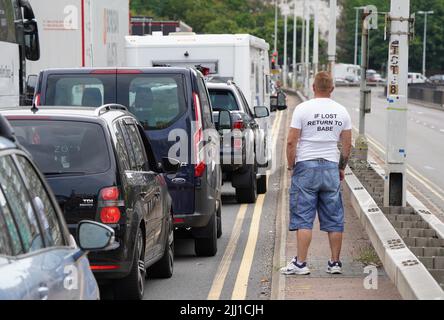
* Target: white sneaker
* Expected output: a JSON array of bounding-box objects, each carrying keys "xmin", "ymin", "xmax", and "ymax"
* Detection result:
[
  {"xmin": 280, "ymin": 257, "xmax": 311, "ymax": 275},
  {"xmin": 326, "ymin": 260, "xmax": 343, "ymax": 274}
]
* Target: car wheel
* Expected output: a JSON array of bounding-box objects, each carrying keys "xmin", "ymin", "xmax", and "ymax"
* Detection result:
[
  {"xmin": 195, "ymin": 213, "xmax": 218, "ymax": 257},
  {"xmin": 235, "ymin": 165, "xmax": 258, "ymax": 203},
  {"xmin": 148, "ymin": 221, "xmax": 174, "ymax": 279},
  {"xmin": 114, "ymin": 228, "xmax": 145, "ymax": 300},
  {"xmin": 216, "ymin": 204, "xmax": 222, "ymax": 239},
  {"xmin": 257, "ymin": 174, "xmax": 267, "ymax": 194}
]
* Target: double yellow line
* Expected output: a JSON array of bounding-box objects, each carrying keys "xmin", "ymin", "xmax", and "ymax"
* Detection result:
[{"xmin": 207, "ymin": 110, "xmax": 284, "ymax": 300}]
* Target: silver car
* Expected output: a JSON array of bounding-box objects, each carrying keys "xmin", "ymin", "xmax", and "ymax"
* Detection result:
[{"xmin": 0, "ymin": 115, "xmax": 115, "ymax": 300}]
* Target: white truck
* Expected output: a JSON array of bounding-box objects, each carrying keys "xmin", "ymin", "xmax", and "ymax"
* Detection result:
[
  {"xmin": 0, "ymin": 0, "xmax": 40, "ymax": 107},
  {"xmin": 125, "ymin": 33, "xmax": 273, "ymax": 166},
  {"xmin": 26, "ymin": 0, "xmax": 129, "ymax": 75},
  {"xmin": 334, "ymin": 63, "xmax": 360, "ymax": 86}
]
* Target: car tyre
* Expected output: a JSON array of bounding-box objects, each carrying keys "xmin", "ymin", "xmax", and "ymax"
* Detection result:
[
  {"xmin": 216, "ymin": 204, "xmax": 222, "ymax": 239},
  {"xmin": 148, "ymin": 222, "xmax": 174, "ymax": 279},
  {"xmin": 195, "ymin": 213, "xmax": 218, "ymax": 257},
  {"xmin": 114, "ymin": 228, "xmax": 145, "ymax": 300},
  {"xmin": 257, "ymin": 174, "xmax": 267, "ymax": 194},
  {"xmin": 235, "ymin": 165, "xmax": 258, "ymax": 203}
]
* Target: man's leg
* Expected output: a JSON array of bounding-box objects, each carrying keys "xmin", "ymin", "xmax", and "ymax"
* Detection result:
[
  {"xmin": 297, "ymin": 229, "xmax": 313, "ymax": 262},
  {"xmin": 328, "ymin": 232, "xmax": 343, "ymax": 262}
]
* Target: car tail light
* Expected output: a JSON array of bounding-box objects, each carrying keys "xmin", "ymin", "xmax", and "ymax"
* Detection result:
[
  {"xmin": 90, "ymin": 265, "xmax": 120, "ymax": 271},
  {"xmin": 193, "ymin": 92, "xmax": 206, "ymax": 177},
  {"xmin": 99, "ymin": 186, "xmax": 122, "ymax": 224},
  {"xmin": 173, "ymin": 218, "xmax": 185, "ymax": 224},
  {"xmin": 100, "ymin": 207, "xmax": 121, "ymax": 224},
  {"xmin": 34, "ymin": 93, "xmax": 41, "ymax": 106},
  {"xmin": 100, "ymin": 187, "xmax": 119, "ymax": 201},
  {"xmin": 233, "ymin": 120, "xmax": 244, "ymax": 130},
  {"xmin": 194, "ymin": 162, "xmax": 206, "ymax": 178}
]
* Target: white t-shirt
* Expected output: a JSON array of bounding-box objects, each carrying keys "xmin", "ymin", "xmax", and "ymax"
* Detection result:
[{"xmin": 290, "ymin": 98, "xmax": 352, "ymax": 164}]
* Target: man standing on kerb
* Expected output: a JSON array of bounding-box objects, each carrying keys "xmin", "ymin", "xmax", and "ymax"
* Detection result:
[{"xmin": 281, "ymin": 71, "xmax": 352, "ymax": 275}]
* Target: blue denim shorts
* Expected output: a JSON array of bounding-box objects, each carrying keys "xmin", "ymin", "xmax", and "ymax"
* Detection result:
[{"xmin": 289, "ymin": 159, "xmax": 344, "ymax": 233}]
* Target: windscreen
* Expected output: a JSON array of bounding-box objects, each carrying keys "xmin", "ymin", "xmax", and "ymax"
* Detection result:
[
  {"xmin": 208, "ymin": 89, "xmax": 239, "ymax": 112},
  {"xmin": 117, "ymin": 74, "xmax": 187, "ymax": 130},
  {"xmin": 9, "ymin": 120, "xmax": 111, "ymax": 175},
  {"xmin": 44, "ymin": 74, "xmax": 116, "ymax": 107}
]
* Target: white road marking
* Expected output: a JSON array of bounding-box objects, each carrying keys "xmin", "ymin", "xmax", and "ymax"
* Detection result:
[
  {"xmin": 424, "ymin": 166, "xmax": 435, "ymax": 171},
  {"xmin": 440, "ymin": 129, "xmax": 444, "ymax": 133}
]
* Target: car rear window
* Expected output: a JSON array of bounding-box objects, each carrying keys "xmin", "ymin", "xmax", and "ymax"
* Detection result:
[
  {"xmin": 208, "ymin": 89, "xmax": 239, "ymax": 112},
  {"xmin": 44, "ymin": 74, "xmax": 116, "ymax": 107},
  {"xmin": 117, "ymin": 74, "xmax": 187, "ymax": 131},
  {"xmin": 9, "ymin": 120, "xmax": 111, "ymax": 175}
]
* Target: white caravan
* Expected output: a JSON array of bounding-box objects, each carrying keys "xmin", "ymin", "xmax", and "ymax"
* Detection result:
[
  {"xmin": 125, "ymin": 33, "xmax": 272, "ymax": 165},
  {"xmin": 27, "ymin": 0, "xmax": 129, "ymax": 75}
]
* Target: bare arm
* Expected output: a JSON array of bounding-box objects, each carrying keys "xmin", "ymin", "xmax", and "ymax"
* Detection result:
[
  {"xmin": 339, "ymin": 129, "xmax": 352, "ymax": 180},
  {"xmin": 287, "ymin": 128, "xmax": 301, "ymax": 170}
]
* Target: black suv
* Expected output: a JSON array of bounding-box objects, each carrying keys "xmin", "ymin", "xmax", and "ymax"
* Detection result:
[
  {"xmin": 2, "ymin": 105, "xmax": 177, "ymax": 300},
  {"xmin": 33, "ymin": 67, "xmax": 223, "ymax": 257}
]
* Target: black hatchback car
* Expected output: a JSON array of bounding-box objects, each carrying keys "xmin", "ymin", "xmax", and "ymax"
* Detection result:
[
  {"xmin": 1, "ymin": 105, "xmax": 177, "ymax": 300},
  {"xmin": 33, "ymin": 67, "xmax": 223, "ymax": 257}
]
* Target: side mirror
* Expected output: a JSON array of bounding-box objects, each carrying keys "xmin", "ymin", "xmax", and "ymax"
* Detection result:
[
  {"xmin": 161, "ymin": 157, "xmax": 181, "ymax": 173},
  {"xmin": 277, "ymin": 91, "xmax": 288, "ymax": 111},
  {"xmin": 254, "ymin": 106, "xmax": 270, "ymax": 119},
  {"xmin": 23, "ymin": 20, "xmax": 40, "ymax": 61},
  {"xmin": 77, "ymin": 221, "xmax": 115, "ymax": 252},
  {"xmin": 270, "ymin": 96, "xmax": 278, "ymax": 112},
  {"xmin": 217, "ymin": 110, "xmax": 232, "ymax": 131},
  {"xmin": 25, "ymin": 74, "xmax": 38, "ymax": 106}
]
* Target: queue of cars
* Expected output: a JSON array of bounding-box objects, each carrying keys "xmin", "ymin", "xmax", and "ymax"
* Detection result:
[{"xmin": 0, "ymin": 66, "xmax": 287, "ymax": 300}]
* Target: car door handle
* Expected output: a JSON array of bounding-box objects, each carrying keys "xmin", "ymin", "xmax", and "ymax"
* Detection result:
[{"xmin": 38, "ymin": 286, "xmax": 49, "ymax": 300}]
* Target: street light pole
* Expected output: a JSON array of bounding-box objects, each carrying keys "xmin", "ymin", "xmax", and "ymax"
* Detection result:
[
  {"xmin": 385, "ymin": 0, "xmax": 411, "ymax": 207},
  {"xmin": 292, "ymin": 0, "xmax": 297, "ymax": 88},
  {"xmin": 354, "ymin": 7, "xmax": 366, "ymax": 65},
  {"xmin": 328, "ymin": 0, "xmax": 337, "ymax": 77},
  {"xmin": 313, "ymin": 0, "xmax": 319, "ymax": 74},
  {"xmin": 283, "ymin": 0, "xmax": 289, "ymax": 87},
  {"xmin": 418, "ymin": 11, "xmax": 434, "ymax": 77},
  {"xmin": 304, "ymin": 0, "xmax": 310, "ymax": 96},
  {"xmin": 274, "ymin": 0, "xmax": 278, "ymax": 55}
]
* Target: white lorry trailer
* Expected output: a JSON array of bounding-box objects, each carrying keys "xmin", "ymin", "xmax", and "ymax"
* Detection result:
[
  {"xmin": 125, "ymin": 33, "xmax": 272, "ymax": 166},
  {"xmin": 0, "ymin": 0, "xmax": 40, "ymax": 106},
  {"xmin": 26, "ymin": 0, "xmax": 129, "ymax": 75}
]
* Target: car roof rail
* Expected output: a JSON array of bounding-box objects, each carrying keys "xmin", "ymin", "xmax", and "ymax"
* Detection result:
[
  {"xmin": 95, "ymin": 104, "xmax": 128, "ymax": 116},
  {"xmin": 0, "ymin": 114, "xmax": 16, "ymax": 143}
]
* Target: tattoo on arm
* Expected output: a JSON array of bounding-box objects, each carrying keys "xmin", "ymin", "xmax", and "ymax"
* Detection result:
[{"xmin": 339, "ymin": 154, "xmax": 349, "ymax": 170}]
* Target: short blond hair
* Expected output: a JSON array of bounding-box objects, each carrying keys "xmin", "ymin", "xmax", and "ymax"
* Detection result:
[{"xmin": 314, "ymin": 71, "xmax": 334, "ymax": 93}]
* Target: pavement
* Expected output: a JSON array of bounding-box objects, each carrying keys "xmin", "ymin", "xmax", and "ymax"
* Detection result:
[{"xmin": 276, "ymin": 93, "xmax": 402, "ymax": 300}]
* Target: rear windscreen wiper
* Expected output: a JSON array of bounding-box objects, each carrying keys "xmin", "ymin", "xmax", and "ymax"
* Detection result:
[{"xmin": 44, "ymin": 172, "xmax": 86, "ymax": 177}]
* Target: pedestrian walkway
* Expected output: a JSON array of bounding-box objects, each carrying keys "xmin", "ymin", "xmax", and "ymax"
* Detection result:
[{"xmin": 282, "ymin": 185, "xmax": 402, "ymax": 299}]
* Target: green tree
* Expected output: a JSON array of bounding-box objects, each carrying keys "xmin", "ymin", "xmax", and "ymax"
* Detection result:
[{"xmin": 338, "ymin": 0, "xmax": 444, "ymax": 76}]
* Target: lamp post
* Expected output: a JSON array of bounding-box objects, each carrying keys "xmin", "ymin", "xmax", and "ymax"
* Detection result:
[
  {"xmin": 292, "ymin": 0, "xmax": 297, "ymax": 88},
  {"xmin": 313, "ymin": 0, "xmax": 319, "ymax": 74},
  {"xmin": 274, "ymin": 0, "xmax": 278, "ymax": 54},
  {"xmin": 282, "ymin": 0, "xmax": 290, "ymax": 87},
  {"xmin": 354, "ymin": 6, "xmax": 366, "ymax": 66},
  {"xmin": 417, "ymin": 10, "xmax": 434, "ymax": 77}
]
